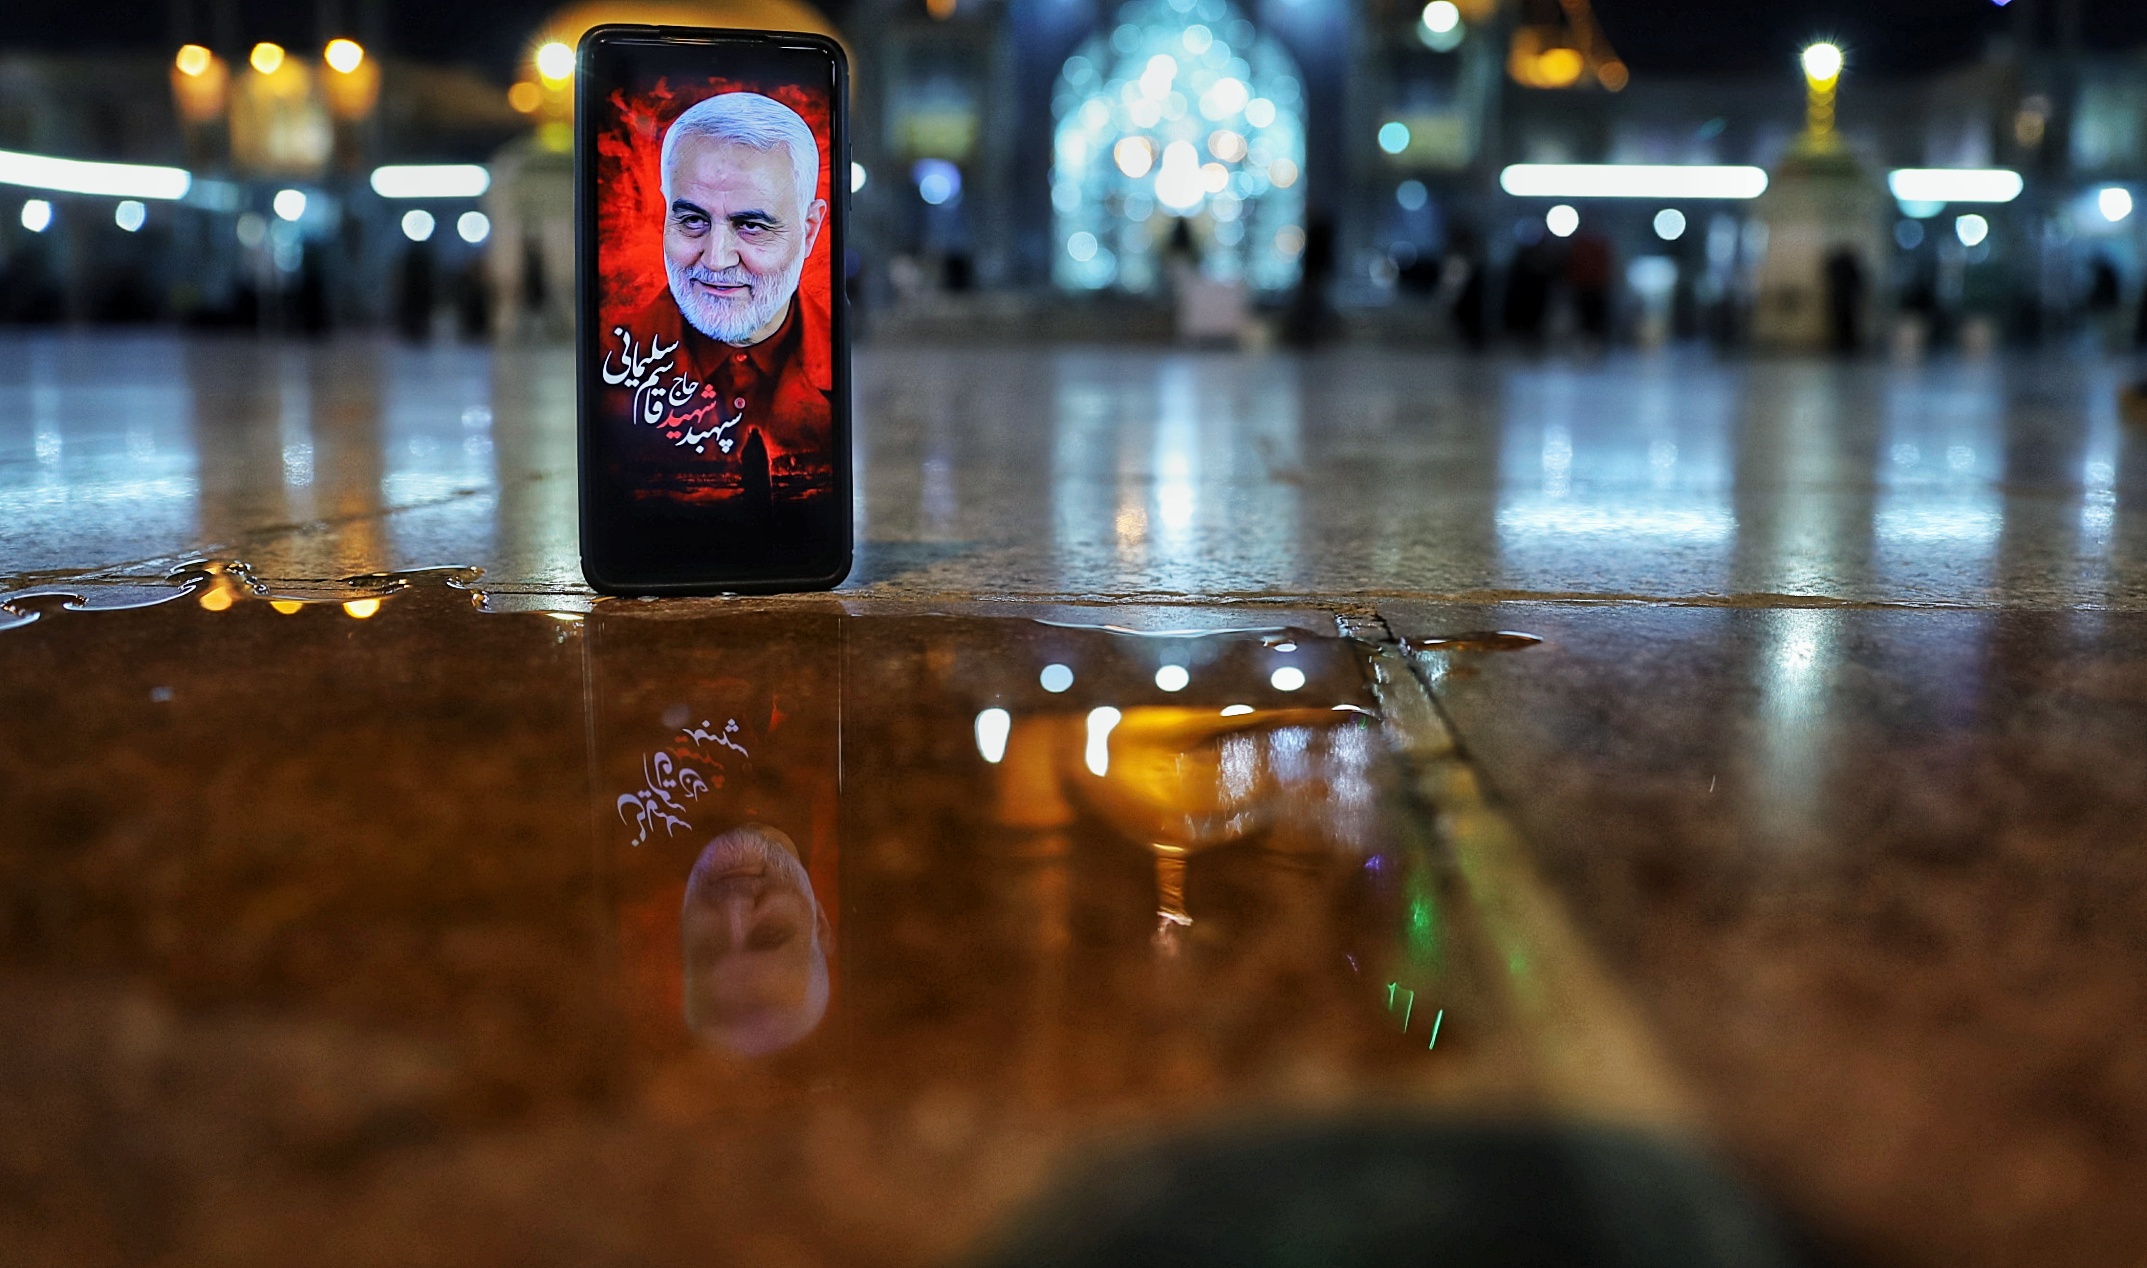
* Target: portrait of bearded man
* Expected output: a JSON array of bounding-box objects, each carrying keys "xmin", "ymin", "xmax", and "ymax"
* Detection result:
[{"xmin": 600, "ymin": 89, "xmax": 835, "ymax": 502}]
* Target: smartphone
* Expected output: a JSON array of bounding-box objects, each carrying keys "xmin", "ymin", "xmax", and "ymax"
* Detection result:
[{"xmin": 576, "ymin": 26, "xmax": 851, "ymax": 594}]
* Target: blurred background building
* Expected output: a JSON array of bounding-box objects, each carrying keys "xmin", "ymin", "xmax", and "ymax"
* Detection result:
[{"xmin": 3, "ymin": 0, "xmax": 2147, "ymax": 351}]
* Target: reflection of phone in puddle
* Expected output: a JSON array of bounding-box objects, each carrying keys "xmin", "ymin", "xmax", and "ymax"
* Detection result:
[{"xmin": 586, "ymin": 606, "xmax": 841, "ymax": 1059}]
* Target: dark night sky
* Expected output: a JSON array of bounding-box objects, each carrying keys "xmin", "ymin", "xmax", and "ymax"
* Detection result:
[
  {"xmin": 0, "ymin": 0, "xmax": 2142, "ymax": 79},
  {"xmin": 1591, "ymin": 0, "xmax": 2147, "ymax": 75}
]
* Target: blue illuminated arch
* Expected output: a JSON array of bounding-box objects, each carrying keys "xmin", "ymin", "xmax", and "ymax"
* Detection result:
[{"xmin": 1051, "ymin": 0, "xmax": 1307, "ymax": 294}]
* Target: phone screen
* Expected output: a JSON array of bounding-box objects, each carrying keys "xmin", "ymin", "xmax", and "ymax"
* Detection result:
[{"xmin": 577, "ymin": 28, "xmax": 849, "ymax": 593}]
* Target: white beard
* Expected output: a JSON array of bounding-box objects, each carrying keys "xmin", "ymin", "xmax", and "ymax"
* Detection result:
[{"xmin": 667, "ymin": 251, "xmax": 806, "ymax": 345}]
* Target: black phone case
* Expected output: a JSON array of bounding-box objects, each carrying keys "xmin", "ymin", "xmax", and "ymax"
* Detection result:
[{"xmin": 575, "ymin": 25, "xmax": 852, "ymax": 595}]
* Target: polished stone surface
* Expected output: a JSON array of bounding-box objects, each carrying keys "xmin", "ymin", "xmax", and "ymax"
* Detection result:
[
  {"xmin": 6, "ymin": 334, "xmax": 2145, "ymax": 608},
  {"xmin": 7, "ymin": 330, "xmax": 2147, "ymax": 1266},
  {"xmin": 1391, "ymin": 601, "xmax": 2147, "ymax": 1268}
]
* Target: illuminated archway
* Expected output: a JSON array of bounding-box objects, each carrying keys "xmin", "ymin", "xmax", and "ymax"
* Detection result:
[{"xmin": 1051, "ymin": 0, "xmax": 1307, "ymax": 295}]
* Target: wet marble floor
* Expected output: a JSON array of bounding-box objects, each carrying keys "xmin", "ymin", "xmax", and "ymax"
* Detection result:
[{"xmin": 5, "ymin": 332, "xmax": 2147, "ymax": 1266}]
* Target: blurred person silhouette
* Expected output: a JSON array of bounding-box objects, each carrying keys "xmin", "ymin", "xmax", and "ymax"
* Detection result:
[
  {"xmin": 0, "ymin": 236, "xmax": 64, "ymax": 322},
  {"xmin": 1392, "ymin": 243, "xmax": 1436, "ymax": 296},
  {"xmin": 2088, "ymin": 255, "xmax": 2121, "ymax": 313},
  {"xmin": 295, "ymin": 247, "xmax": 331, "ymax": 335},
  {"xmin": 681, "ymin": 822, "xmax": 831, "ymax": 1056},
  {"xmin": 1283, "ymin": 213, "xmax": 1336, "ymax": 348},
  {"xmin": 1433, "ymin": 226, "xmax": 1488, "ymax": 350},
  {"xmin": 522, "ymin": 234, "xmax": 549, "ymax": 314},
  {"xmin": 1165, "ymin": 216, "xmax": 1243, "ymax": 343},
  {"xmin": 740, "ymin": 428, "xmax": 772, "ymax": 517},
  {"xmin": 943, "ymin": 251, "xmax": 974, "ymax": 292},
  {"xmin": 1567, "ymin": 230, "xmax": 1614, "ymax": 342},
  {"xmin": 1163, "ymin": 215, "xmax": 1200, "ymax": 271},
  {"xmin": 1161, "ymin": 216, "xmax": 1201, "ymax": 314},
  {"xmin": 396, "ymin": 238, "xmax": 436, "ymax": 341},
  {"xmin": 1563, "ymin": 231, "xmax": 1614, "ymax": 343},
  {"xmin": 1503, "ymin": 235, "xmax": 1559, "ymax": 344},
  {"xmin": 1824, "ymin": 247, "xmax": 1865, "ymax": 353},
  {"xmin": 456, "ymin": 254, "xmax": 491, "ymax": 339}
]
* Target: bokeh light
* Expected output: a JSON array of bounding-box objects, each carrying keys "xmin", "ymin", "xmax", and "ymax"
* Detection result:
[
  {"xmin": 1801, "ymin": 42, "xmax": 1843, "ymax": 83},
  {"xmin": 1114, "ymin": 135, "xmax": 1156, "ymax": 179},
  {"xmin": 914, "ymin": 158, "xmax": 961, "ymax": 206},
  {"xmin": 535, "ymin": 42, "xmax": 575, "ymax": 84},
  {"xmin": 1049, "ymin": 0, "xmax": 1307, "ymax": 296},
  {"xmin": 324, "ymin": 39, "xmax": 365, "ymax": 74}
]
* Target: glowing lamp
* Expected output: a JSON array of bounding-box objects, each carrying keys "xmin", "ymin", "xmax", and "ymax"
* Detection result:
[
  {"xmin": 1800, "ymin": 42, "xmax": 1843, "ymax": 84},
  {"xmin": 321, "ymin": 39, "xmax": 380, "ymax": 119},
  {"xmin": 170, "ymin": 46, "xmax": 229, "ymax": 123},
  {"xmin": 1533, "ymin": 47, "xmax": 1583, "ymax": 86},
  {"xmin": 535, "ymin": 42, "xmax": 575, "ymax": 85},
  {"xmin": 249, "ymin": 42, "xmax": 285, "ymax": 75},
  {"xmin": 323, "ymin": 39, "xmax": 364, "ymax": 74}
]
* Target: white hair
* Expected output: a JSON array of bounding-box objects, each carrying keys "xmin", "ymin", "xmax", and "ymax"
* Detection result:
[{"xmin": 660, "ymin": 91, "xmax": 820, "ymax": 212}]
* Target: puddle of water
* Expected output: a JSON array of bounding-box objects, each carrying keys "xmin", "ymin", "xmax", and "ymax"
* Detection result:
[
  {"xmin": 1403, "ymin": 631, "xmax": 1544, "ymax": 653},
  {"xmin": 0, "ymin": 567, "xmax": 1542, "ymax": 1264}
]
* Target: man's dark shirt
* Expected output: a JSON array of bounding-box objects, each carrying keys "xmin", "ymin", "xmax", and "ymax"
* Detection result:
[{"xmin": 598, "ymin": 284, "xmax": 833, "ymax": 504}]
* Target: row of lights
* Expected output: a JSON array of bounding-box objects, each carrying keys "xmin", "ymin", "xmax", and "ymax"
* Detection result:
[
  {"xmin": 15, "ymin": 193, "xmax": 490, "ymax": 244},
  {"xmin": 1031, "ymin": 647, "xmax": 1303, "ymax": 698},
  {"xmin": 198, "ymin": 586, "xmax": 380, "ymax": 619},
  {"xmin": 172, "ymin": 38, "xmax": 379, "ymax": 127},
  {"xmin": 176, "ymin": 38, "xmax": 370, "ymax": 78},
  {"xmin": 7, "ymin": 155, "xmax": 492, "ymax": 245},
  {"xmin": 174, "ymin": 37, "xmax": 369, "ymax": 78},
  {"xmin": 1529, "ymin": 201, "xmax": 2005, "ymax": 249},
  {"xmin": 974, "ymin": 654, "xmax": 1327, "ymax": 777}
]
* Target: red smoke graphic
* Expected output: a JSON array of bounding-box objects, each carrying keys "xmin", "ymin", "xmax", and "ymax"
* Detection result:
[{"xmin": 596, "ymin": 76, "xmax": 834, "ymax": 344}]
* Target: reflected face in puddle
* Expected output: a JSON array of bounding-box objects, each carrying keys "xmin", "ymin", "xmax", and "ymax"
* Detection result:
[{"xmin": 681, "ymin": 823, "xmax": 831, "ymax": 1055}]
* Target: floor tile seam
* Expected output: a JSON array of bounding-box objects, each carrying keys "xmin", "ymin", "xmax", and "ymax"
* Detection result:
[
  {"xmin": 836, "ymin": 586, "xmax": 2139, "ymax": 614},
  {"xmin": 12, "ymin": 576, "xmax": 2142, "ymax": 616},
  {"xmin": 1311, "ymin": 588, "xmax": 2140, "ymax": 613},
  {"xmin": 1339, "ymin": 610, "xmax": 1703, "ymax": 1131}
]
